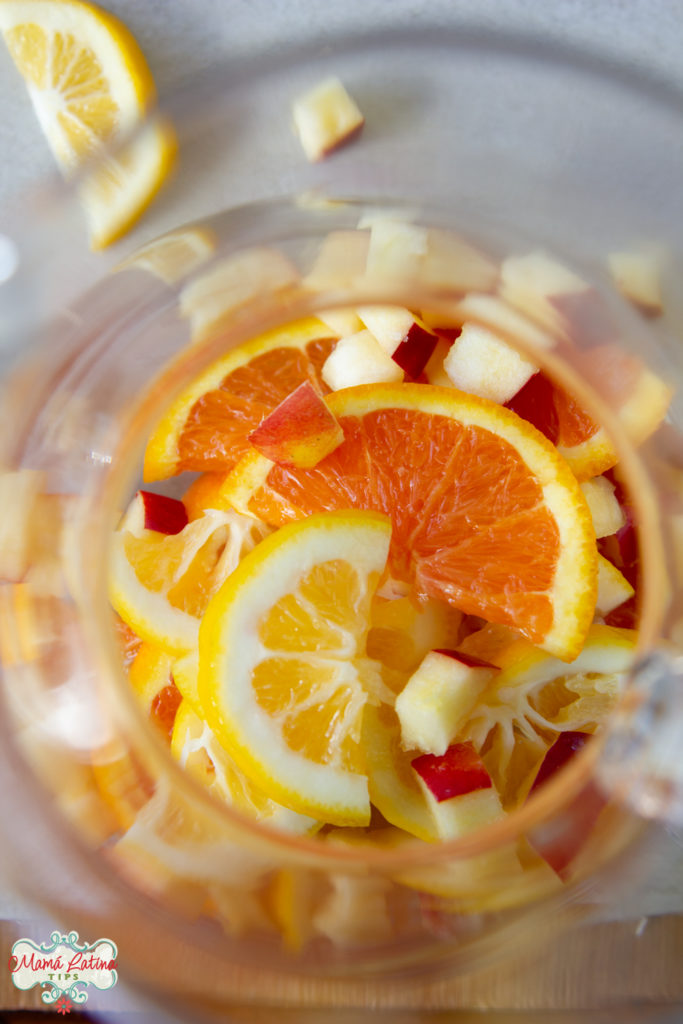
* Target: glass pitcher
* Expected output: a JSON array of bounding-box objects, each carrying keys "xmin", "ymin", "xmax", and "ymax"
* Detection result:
[{"xmin": 0, "ymin": 24, "xmax": 681, "ymax": 1017}]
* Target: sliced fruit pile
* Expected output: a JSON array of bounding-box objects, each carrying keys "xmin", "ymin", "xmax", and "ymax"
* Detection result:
[{"xmin": 107, "ymin": 226, "xmax": 672, "ymax": 941}]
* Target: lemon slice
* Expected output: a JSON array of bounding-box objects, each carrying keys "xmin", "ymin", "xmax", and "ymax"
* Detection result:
[
  {"xmin": 460, "ymin": 622, "xmax": 637, "ymax": 805},
  {"xmin": 198, "ymin": 509, "xmax": 393, "ymax": 827},
  {"xmin": 171, "ymin": 700, "xmax": 318, "ymax": 834},
  {"xmin": 109, "ymin": 498, "xmax": 270, "ymax": 654},
  {"xmin": 0, "ymin": 0, "xmax": 175, "ymax": 247}
]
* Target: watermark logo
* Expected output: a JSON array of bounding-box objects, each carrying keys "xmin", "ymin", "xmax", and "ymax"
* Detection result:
[{"xmin": 8, "ymin": 930, "xmax": 117, "ymax": 1014}]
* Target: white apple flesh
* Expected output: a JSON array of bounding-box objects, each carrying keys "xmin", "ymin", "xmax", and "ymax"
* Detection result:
[
  {"xmin": 396, "ymin": 650, "xmax": 496, "ymax": 755},
  {"xmin": 443, "ymin": 322, "xmax": 538, "ymax": 403},
  {"xmin": 292, "ymin": 77, "xmax": 364, "ymax": 162},
  {"xmin": 357, "ymin": 305, "xmax": 438, "ymax": 378},
  {"xmin": 321, "ymin": 330, "xmax": 404, "ymax": 390},
  {"xmin": 580, "ymin": 476, "xmax": 626, "ymax": 539},
  {"xmin": 595, "ymin": 555, "xmax": 634, "ymax": 616}
]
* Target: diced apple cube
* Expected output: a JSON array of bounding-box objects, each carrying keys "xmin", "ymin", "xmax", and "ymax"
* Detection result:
[
  {"xmin": 580, "ymin": 476, "xmax": 626, "ymax": 539},
  {"xmin": 453, "ymin": 292, "xmax": 556, "ymax": 352},
  {"xmin": 305, "ymin": 230, "xmax": 369, "ymax": 290},
  {"xmin": 396, "ymin": 651, "xmax": 496, "ymax": 755},
  {"xmin": 412, "ymin": 742, "xmax": 493, "ymax": 803},
  {"xmin": 443, "ymin": 322, "xmax": 538, "ymax": 403},
  {"xmin": 317, "ymin": 308, "xmax": 364, "ymax": 338},
  {"xmin": 357, "ymin": 305, "xmax": 438, "ymax": 377},
  {"xmin": 421, "ymin": 230, "xmax": 499, "ymax": 293},
  {"xmin": 607, "ymin": 248, "xmax": 663, "ymax": 316},
  {"xmin": 139, "ymin": 490, "xmax": 189, "ymax": 535},
  {"xmin": 292, "ymin": 77, "xmax": 364, "ymax": 162},
  {"xmin": 357, "ymin": 305, "xmax": 419, "ymax": 355},
  {"xmin": 248, "ymin": 381, "xmax": 344, "ymax": 469},
  {"xmin": 412, "ymin": 750, "xmax": 504, "ymax": 841},
  {"xmin": 365, "ymin": 220, "xmax": 428, "ymax": 280},
  {"xmin": 321, "ymin": 330, "xmax": 404, "ymax": 390},
  {"xmin": 596, "ymin": 555, "xmax": 635, "ymax": 616},
  {"xmin": 500, "ymin": 251, "xmax": 594, "ymax": 339}
]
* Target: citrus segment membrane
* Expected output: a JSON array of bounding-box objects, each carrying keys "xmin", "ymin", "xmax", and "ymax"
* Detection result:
[
  {"xmin": 459, "ymin": 623, "xmax": 637, "ymax": 805},
  {"xmin": 171, "ymin": 701, "xmax": 318, "ymax": 833},
  {"xmin": 109, "ymin": 500, "xmax": 270, "ymax": 653},
  {"xmin": 224, "ymin": 383, "xmax": 597, "ymax": 660},
  {"xmin": 198, "ymin": 510, "xmax": 393, "ymax": 826}
]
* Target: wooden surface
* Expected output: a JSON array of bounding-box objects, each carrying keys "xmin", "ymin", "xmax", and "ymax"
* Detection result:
[{"xmin": 2, "ymin": 916, "xmax": 683, "ymax": 1017}]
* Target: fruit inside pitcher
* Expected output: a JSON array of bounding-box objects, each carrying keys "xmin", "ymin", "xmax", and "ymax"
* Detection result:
[{"xmin": 52, "ymin": 219, "xmax": 680, "ymax": 949}]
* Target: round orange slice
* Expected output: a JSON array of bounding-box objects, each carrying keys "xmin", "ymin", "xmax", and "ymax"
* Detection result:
[
  {"xmin": 223, "ymin": 383, "xmax": 598, "ymax": 661},
  {"xmin": 143, "ymin": 318, "xmax": 337, "ymax": 482}
]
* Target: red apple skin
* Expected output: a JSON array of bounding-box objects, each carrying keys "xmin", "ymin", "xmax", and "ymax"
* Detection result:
[
  {"xmin": 434, "ymin": 648, "xmax": 498, "ymax": 670},
  {"xmin": 248, "ymin": 381, "xmax": 344, "ymax": 469},
  {"xmin": 530, "ymin": 732, "xmax": 591, "ymax": 793},
  {"xmin": 140, "ymin": 491, "xmax": 189, "ymax": 535},
  {"xmin": 392, "ymin": 322, "xmax": 439, "ymax": 379},
  {"xmin": 435, "ymin": 328, "xmax": 463, "ymax": 343},
  {"xmin": 412, "ymin": 742, "xmax": 493, "ymax": 802},
  {"xmin": 505, "ymin": 371, "xmax": 560, "ymax": 444},
  {"xmin": 597, "ymin": 470, "xmax": 639, "ymax": 629},
  {"xmin": 527, "ymin": 731, "xmax": 605, "ymax": 878}
]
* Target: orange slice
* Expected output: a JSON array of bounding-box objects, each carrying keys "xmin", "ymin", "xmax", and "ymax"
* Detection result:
[
  {"xmin": 224, "ymin": 383, "xmax": 598, "ymax": 660},
  {"xmin": 143, "ymin": 318, "xmax": 337, "ymax": 482}
]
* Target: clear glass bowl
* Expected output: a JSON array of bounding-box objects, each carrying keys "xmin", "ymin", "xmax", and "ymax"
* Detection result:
[{"xmin": 0, "ymin": 24, "xmax": 682, "ymax": 1016}]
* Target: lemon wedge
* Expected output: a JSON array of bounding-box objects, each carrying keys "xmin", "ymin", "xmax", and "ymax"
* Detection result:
[{"xmin": 0, "ymin": 0, "xmax": 176, "ymax": 247}]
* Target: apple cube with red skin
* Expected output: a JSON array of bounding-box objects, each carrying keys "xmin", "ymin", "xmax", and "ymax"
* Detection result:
[
  {"xmin": 365, "ymin": 220, "xmax": 428, "ymax": 281},
  {"xmin": 528, "ymin": 731, "xmax": 606, "ymax": 878},
  {"xmin": 138, "ymin": 490, "xmax": 189, "ymax": 535},
  {"xmin": 321, "ymin": 330, "xmax": 404, "ymax": 390},
  {"xmin": 443, "ymin": 322, "xmax": 539, "ymax": 404},
  {"xmin": 412, "ymin": 742, "xmax": 493, "ymax": 802},
  {"xmin": 292, "ymin": 77, "xmax": 364, "ymax": 162},
  {"xmin": 357, "ymin": 305, "xmax": 439, "ymax": 378},
  {"xmin": 413, "ymin": 745, "xmax": 503, "ymax": 841},
  {"xmin": 505, "ymin": 371, "xmax": 560, "ymax": 444},
  {"xmin": 396, "ymin": 650, "xmax": 496, "ymax": 755},
  {"xmin": 248, "ymin": 381, "xmax": 344, "ymax": 469}
]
